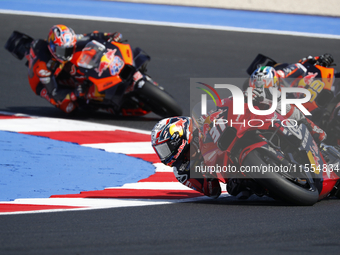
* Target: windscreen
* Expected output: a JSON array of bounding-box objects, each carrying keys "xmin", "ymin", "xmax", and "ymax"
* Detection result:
[{"xmin": 77, "ymin": 40, "xmax": 106, "ymax": 69}]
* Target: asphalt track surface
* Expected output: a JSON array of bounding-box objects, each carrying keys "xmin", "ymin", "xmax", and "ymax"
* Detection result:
[{"xmin": 1, "ymin": 13, "xmax": 340, "ymax": 255}]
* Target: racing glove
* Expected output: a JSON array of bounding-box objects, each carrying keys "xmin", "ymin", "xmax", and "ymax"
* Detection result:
[
  {"xmin": 105, "ymin": 32, "xmax": 123, "ymax": 42},
  {"xmin": 299, "ymin": 53, "xmax": 334, "ymax": 67},
  {"xmin": 80, "ymin": 32, "xmax": 123, "ymax": 43},
  {"xmin": 244, "ymin": 88, "xmax": 264, "ymax": 102},
  {"xmin": 316, "ymin": 53, "xmax": 334, "ymax": 67},
  {"xmin": 252, "ymin": 88, "xmax": 265, "ymax": 102}
]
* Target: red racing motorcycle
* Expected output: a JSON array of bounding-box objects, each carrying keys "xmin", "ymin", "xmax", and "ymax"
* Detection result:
[{"xmin": 193, "ymin": 98, "xmax": 340, "ymax": 205}]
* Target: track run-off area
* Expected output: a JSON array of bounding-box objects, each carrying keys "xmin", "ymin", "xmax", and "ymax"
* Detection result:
[{"xmin": 0, "ymin": 112, "xmax": 218, "ymax": 214}]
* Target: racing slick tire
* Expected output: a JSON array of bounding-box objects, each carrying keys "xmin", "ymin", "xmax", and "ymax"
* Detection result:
[
  {"xmin": 136, "ymin": 80, "xmax": 183, "ymax": 118},
  {"xmin": 243, "ymin": 149, "xmax": 319, "ymax": 206}
]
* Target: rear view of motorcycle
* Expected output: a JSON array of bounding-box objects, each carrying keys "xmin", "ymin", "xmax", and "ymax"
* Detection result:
[{"xmin": 4, "ymin": 30, "xmax": 182, "ymax": 118}]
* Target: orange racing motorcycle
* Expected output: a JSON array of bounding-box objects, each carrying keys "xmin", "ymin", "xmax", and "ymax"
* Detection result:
[
  {"xmin": 5, "ymin": 31, "xmax": 182, "ymax": 118},
  {"xmin": 245, "ymin": 53, "xmax": 340, "ymax": 145}
]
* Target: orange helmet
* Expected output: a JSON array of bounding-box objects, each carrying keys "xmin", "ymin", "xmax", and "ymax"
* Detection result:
[{"xmin": 47, "ymin": 24, "xmax": 77, "ymax": 63}]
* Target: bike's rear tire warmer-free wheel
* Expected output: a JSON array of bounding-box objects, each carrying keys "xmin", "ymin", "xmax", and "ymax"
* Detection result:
[
  {"xmin": 136, "ymin": 81, "xmax": 183, "ymax": 118},
  {"xmin": 243, "ymin": 149, "xmax": 319, "ymax": 206}
]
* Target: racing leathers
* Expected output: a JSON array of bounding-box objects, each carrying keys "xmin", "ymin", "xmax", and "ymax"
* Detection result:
[
  {"xmin": 169, "ymin": 55, "xmax": 333, "ymax": 199},
  {"xmin": 172, "ymin": 128, "xmax": 222, "ymax": 199},
  {"xmin": 26, "ymin": 31, "xmax": 122, "ymax": 113},
  {"xmin": 250, "ymin": 66, "xmax": 327, "ymax": 144}
]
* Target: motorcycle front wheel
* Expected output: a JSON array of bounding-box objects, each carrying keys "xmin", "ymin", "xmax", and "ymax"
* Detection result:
[
  {"xmin": 243, "ymin": 149, "xmax": 319, "ymax": 206},
  {"xmin": 136, "ymin": 80, "xmax": 183, "ymax": 118}
]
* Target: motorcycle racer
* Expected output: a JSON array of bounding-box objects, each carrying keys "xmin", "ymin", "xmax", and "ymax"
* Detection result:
[
  {"xmin": 152, "ymin": 65, "xmax": 331, "ymax": 199},
  {"xmin": 151, "ymin": 117, "xmax": 222, "ymax": 199},
  {"xmin": 248, "ymin": 65, "xmax": 327, "ymax": 144},
  {"xmin": 276, "ymin": 53, "xmax": 335, "ymax": 85},
  {"xmin": 26, "ymin": 24, "xmax": 122, "ymax": 113},
  {"xmin": 151, "ymin": 98, "xmax": 283, "ymax": 199},
  {"xmin": 151, "ymin": 89, "xmax": 340, "ymax": 201}
]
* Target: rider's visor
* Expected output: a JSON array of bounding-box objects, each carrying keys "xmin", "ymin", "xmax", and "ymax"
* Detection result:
[
  {"xmin": 154, "ymin": 142, "xmax": 172, "ymax": 161},
  {"xmin": 55, "ymin": 45, "xmax": 75, "ymax": 61}
]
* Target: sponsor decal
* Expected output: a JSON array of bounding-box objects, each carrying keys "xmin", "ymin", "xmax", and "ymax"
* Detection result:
[
  {"xmin": 65, "ymin": 102, "xmax": 75, "ymax": 113},
  {"xmin": 95, "ymin": 49, "xmax": 125, "ymax": 77},
  {"xmin": 40, "ymin": 88, "xmax": 50, "ymax": 101},
  {"xmin": 70, "ymin": 64, "xmax": 77, "ymax": 76},
  {"xmin": 39, "ymin": 77, "xmax": 51, "ymax": 85},
  {"xmin": 303, "ymin": 72, "xmax": 318, "ymax": 85},
  {"xmin": 109, "ymin": 55, "xmax": 124, "ymax": 76},
  {"xmin": 38, "ymin": 69, "xmax": 51, "ymax": 77},
  {"xmin": 95, "ymin": 49, "xmax": 116, "ymax": 77},
  {"xmin": 133, "ymin": 71, "xmax": 143, "ymax": 83},
  {"xmin": 70, "ymin": 92, "xmax": 77, "ymax": 102}
]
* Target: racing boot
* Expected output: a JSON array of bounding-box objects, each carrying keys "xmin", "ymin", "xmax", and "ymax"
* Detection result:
[
  {"xmin": 202, "ymin": 178, "xmax": 221, "ymax": 199},
  {"xmin": 227, "ymin": 178, "xmax": 265, "ymax": 199},
  {"xmin": 227, "ymin": 178, "xmax": 252, "ymax": 200},
  {"xmin": 329, "ymin": 180, "xmax": 340, "ymax": 198}
]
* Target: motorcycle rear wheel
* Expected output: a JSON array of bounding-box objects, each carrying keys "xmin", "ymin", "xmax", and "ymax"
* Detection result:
[
  {"xmin": 136, "ymin": 81, "xmax": 183, "ymax": 118},
  {"xmin": 243, "ymin": 149, "xmax": 319, "ymax": 206}
]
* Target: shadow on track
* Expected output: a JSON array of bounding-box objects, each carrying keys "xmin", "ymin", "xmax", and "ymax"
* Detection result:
[
  {"xmin": 193, "ymin": 194, "xmax": 340, "ymax": 207},
  {"xmin": 0, "ymin": 106, "xmax": 162, "ymax": 122}
]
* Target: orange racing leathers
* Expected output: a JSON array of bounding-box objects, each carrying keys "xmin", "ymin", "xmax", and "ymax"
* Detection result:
[
  {"xmin": 26, "ymin": 39, "xmax": 80, "ymax": 113},
  {"xmin": 26, "ymin": 32, "xmax": 122, "ymax": 113}
]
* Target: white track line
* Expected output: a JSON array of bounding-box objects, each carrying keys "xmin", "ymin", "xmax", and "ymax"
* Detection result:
[
  {"xmin": 153, "ymin": 163, "xmax": 173, "ymax": 172},
  {"xmin": 106, "ymin": 182, "xmax": 190, "ymax": 190},
  {"xmin": 0, "ymin": 115, "xmax": 150, "ymax": 133},
  {"xmin": 1, "ymin": 9, "xmax": 340, "ymax": 39},
  {"xmin": 83, "ymin": 142, "xmax": 155, "ymax": 154}
]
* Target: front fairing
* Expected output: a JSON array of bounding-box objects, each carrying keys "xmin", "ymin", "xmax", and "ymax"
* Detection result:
[
  {"xmin": 73, "ymin": 40, "xmax": 142, "ymax": 107},
  {"xmin": 197, "ymin": 99, "xmax": 284, "ymax": 181},
  {"xmin": 76, "ymin": 40, "xmax": 134, "ymax": 89}
]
